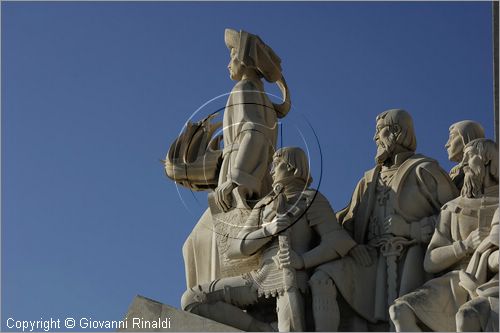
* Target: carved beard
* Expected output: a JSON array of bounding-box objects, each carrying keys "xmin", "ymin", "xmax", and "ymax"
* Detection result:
[
  {"xmin": 375, "ymin": 134, "xmax": 397, "ymax": 164},
  {"xmin": 461, "ymin": 163, "xmax": 485, "ymax": 198}
]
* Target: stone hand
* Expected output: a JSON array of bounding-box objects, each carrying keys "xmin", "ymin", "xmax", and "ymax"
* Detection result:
[
  {"xmin": 277, "ymin": 248, "xmax": 304, "ymax": 270},
  {"xmin": 349, "ymin": 244, "xmax": 372, "ymax": 267},
  {"xmin": 214, "ymin": 180, "xmax": 236, "ymax": 212},
  {"xmin": 383, "ymin": 214, "xmax": 410, "ymax": 237},
  {"xmin": 463, "ymin": 228, "xmax": 490, "ymax": 253},
  {"xmin": 264, "ymin": 216, "xmax": 290, "ymax": 236}
]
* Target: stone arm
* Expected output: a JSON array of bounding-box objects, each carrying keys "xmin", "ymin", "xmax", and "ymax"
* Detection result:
[
  {"xmin": 424, "ymin": 209, "xmax": 466, "ymax": 274},
  {"xmin": 302, "ymin": 192, "xmax": 357, "ymax": 269},
  {"xmin": 417, "ymin": 161, "xmax": 458, "ymax": 209},
  {"xmin": 406, "ymin": 162, "xmax": 459, "ymax": 243},
  {"xmin": 220, "ymin": 79, "xmax": 276, "ymax": 202},
  {"xmin": 228, "ymin": 129, "xmax": 271, "ymax": 199},
  {"xmin": 488, "ymin": 249, "xmax": 499, "ymax": 273},
  {"xmin": 226, "ymin": 204, "xmax": 274, "ymax": 259},
  {"xmin": 336, "ymin": 176, "xmax": 368, "ymax": 237}
]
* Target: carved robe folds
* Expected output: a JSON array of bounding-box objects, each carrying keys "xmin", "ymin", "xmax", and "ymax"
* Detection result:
[
  {"xmin": 219, "ymin": 78, "xmax": 277, "ymax": 205},
  {"xmin": 183, "ymin": 78, "xmax": 279, "ymax": 288},
  {"xmin": 316, "ymin": 153, "xmax": 457, "ymax": 323},
  {"xmin": 394, "ymin": 186, "xmax": 499, "ymax": 332}
]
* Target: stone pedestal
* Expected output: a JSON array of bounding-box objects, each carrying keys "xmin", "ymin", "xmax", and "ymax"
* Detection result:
[{"xmin": 119, "ymin": 295, "xmax": 240, "ymax": 332}]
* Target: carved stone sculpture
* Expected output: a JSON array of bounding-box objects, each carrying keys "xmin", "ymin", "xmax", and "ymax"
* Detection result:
[
  {"xmin": 446, "ymin": 120, "xmax": 485, "ymax": 190},
  {"xmin": 389, "ymin": 138, "xmax": 499, "ymax": 332},
  {"xmin": 214, "ymin": 28, "xmax": 290, "ymax": 211},
  {"xmin": 181, "ymin": 147, "xmax": 356, "ymax": 332},
  {"xmin": 172, "ymin": 29, "xmax": 291, "ymax": 288},
  {"xmin": 308, "ymin": 109, "xmax": 458, "ymax": 331},
  {"xmin": 456, "ymin": 207, "xmax": 498, "ymax": 332},
  {"xmin": 164, "ymin": 114, "xmax": 222, "ymax": 191}
]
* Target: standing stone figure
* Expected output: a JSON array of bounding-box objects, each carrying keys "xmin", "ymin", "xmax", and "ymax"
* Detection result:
[
  {"xmin": 308, "ymin": 109, "xmax": 458, "ymax": 331},
  {"xmin": 214, "ymin": 28, "xmax": 290, "ymax": 211},
  {"xmin": 181, "ymin": 147, "xmax": 356, "ymax": 332},
  {"xmin": 182, "ymin": 29, "xmax": 291, "ymax": 288},
  {"xmin": 446, "ymin": 120, "xmax": 485, "ymax": 190},
  {"xmin": 389, "ymin": 138, "xmax": 499, "ymax": 332}
]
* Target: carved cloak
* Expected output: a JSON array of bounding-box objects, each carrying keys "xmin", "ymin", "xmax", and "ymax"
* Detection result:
[{"xmin": 317, "ymin": 154, "xmax": 458, "ymax": 322}]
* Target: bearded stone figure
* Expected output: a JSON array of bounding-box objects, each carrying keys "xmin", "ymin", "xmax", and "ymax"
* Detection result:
[
  {"xmin": 307, "ymin": 109, "xmax": 458, "ymax": 331},
  {"xmin": 446, "ymin": 120, "xmax": 485, "ymax": 190},
  {"xmin": 390, "ymin": 138, "xmax": 499, "ymax": 332}
]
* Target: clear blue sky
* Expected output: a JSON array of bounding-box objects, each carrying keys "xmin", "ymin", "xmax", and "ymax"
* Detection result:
[{"xmin": 1, "ymin": 1, "xmax": 494, "ymax": 331}]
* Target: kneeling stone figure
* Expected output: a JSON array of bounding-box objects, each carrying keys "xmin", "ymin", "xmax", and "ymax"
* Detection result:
[{"xmin": 181, "ymin": 147, "xmax": 356, "ymax": 331}]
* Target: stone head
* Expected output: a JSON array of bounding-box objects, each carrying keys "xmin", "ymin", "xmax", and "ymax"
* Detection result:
[
  {"xmin": 374, "ymin": 109, "xmax": 417, "ymax": 164},
  {"xmin": 224, "ymin": 28, "xmax": 291, "ymax": 119},
  {"xmin": 224, "ymin": 29, "xmax": 282, "ymax": 83},
  {"xmin": 460, "ymin": 138, "xmax": 499, "ymax": 198},
  {"xmin": 445, "ymin": 120, "xmax": 485, "ymax": 163},
  {"xmin": 227, "ymin": 47, "xmax": 247, "ymax": 81},
  {"xmin": 271, "ymin": 147, "xmax": 312, "ymax": 187}
]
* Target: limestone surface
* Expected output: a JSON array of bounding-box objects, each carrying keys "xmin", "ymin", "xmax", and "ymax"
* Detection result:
[{"xmin": 119, "ymin": 295, "xmax": 240, "ymax": 332}]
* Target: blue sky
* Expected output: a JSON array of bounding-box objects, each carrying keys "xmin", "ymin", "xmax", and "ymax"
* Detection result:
[{"xmin": 1, "ymin": 1, "xmax": 495, "ymax": 331}]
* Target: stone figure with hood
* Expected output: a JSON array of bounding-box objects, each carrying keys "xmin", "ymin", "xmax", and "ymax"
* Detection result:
[
  {"xmin": 181, "ymin": 147, "xmax": 357, "ymax": 332},
  {"xmin": 307, "ymin": 109, "xmax": 458, "ymax": 331},
  {"xmin": 165, "ymin": 29, "xmax": 291, "ymax": 288},
  {"xmin": 390, "ymin": 138, "xmax": 499, "ymax": 332},
  {"xmin": 445, "ymin": 120, "xmax": 485, "ymax": 190}
]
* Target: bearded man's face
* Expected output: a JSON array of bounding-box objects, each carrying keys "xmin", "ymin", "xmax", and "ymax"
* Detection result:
[
  {"xmin": 374, "ymin": 119, "xmax": 397, "ymax": 164},
  {"xmin": 461, "ymin": 146, "xmax": 486, "ymax": 198}
]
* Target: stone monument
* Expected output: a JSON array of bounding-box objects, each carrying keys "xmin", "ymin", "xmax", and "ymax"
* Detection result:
[
  {"xmin": 166, "ymin": 28, "xmax": 291, "ymax": 289},
  {"xmin": 122, "ymin": 29, "xmax": 500, "ymax": 332},
  {"xmin": 307, "ymin": 109, "xmax": 458, "ymax": 331},
  {"xmin": 181, "ymin": 147, "xmax": 356, "ymax": 331},
  {"xmin": 389, "ymin": 138, "xmax": 499, "ymax": 332}
]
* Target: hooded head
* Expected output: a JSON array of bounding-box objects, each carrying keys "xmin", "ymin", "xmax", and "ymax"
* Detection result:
[
  {"xmin": 374, "ymin": 109, "xmax": 417, "ymax": 164},
  {"xmin": 271, "ymin": 147, "xmax": 312, "ymax": 187},
  {"xmin": 446, "ymin": 120, "xmax": 485, "ymax": 162},
  {"xmin": 224, "ymin": 29, "xmax": 291, "ymax": 118}
]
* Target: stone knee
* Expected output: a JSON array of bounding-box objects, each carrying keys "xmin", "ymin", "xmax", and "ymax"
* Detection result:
[
  {"xmin": 389, "ymin": 302, "xmax": 407, "ymax": 323},
  {"xmin": 181, "ymin": 285, "xmax": 208, "ymax": 311},
  {"xmin": 456, "ymin": 303, "xmax": 481, "ymax": 332},
  {"xmin": 182, "ymin": 285, "xmax": 270, "ymax": 332},
  {"xmin": 309, "ymin": 270, "xmax": 336, "ymax": 294},
  {"xmin": 182, "ymin": 283, "xmax": 258, "ymax": 312},
  {"xmin": 389, "ymin": 302, "xmax": 420, "ymax": 332}
]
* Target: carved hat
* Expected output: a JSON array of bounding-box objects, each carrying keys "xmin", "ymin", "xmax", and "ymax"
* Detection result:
[
  {"xmin": 224, "ymin": 28, "xmax": 291, "ymax": 118},
  {"xmin": 449, "ymin": 120, "xmax": 485, "ymax": 146},
  {"xmin": 224, "ymin": 28, "xmax": 282, "ymax": 83}
]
